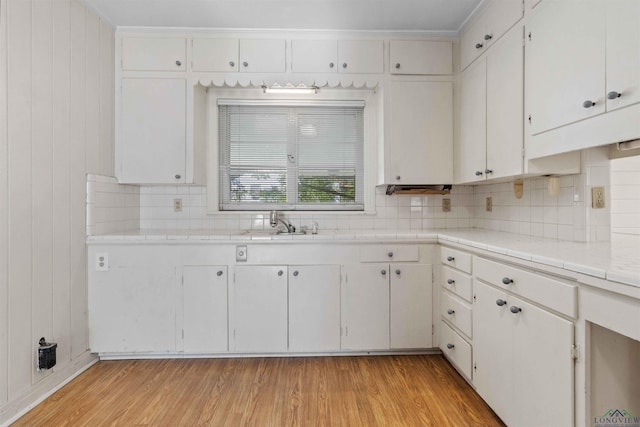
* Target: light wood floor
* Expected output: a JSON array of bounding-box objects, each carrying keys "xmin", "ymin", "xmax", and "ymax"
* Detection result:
[{"xmin": 14, "ymin": 355, "xmax": 504, "ymax": 426}]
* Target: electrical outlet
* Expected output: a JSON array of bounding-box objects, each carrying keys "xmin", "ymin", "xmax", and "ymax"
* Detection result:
[
  {"xmin": 173, "ymin": 198, "xmax": 183, "ymax": 212},
  {"xmin": 442, "ymin": 198, "xmax": 451, "ymax": 212},
  {"xmin": 591, "ymin": 187, "xmax": 605, "ymax": 209},
  {"xmin": 485, "ymin": 196, "xmax": 493, "ymax": 212},
  {"xmin": 96, "ymin": 253, "xmax": 108, "ymax": 272}
]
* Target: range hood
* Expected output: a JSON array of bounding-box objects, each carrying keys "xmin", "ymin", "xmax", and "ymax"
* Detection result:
[{"xmin": 385, "ymin": 184, "xmax": 452, "ymax": 196}]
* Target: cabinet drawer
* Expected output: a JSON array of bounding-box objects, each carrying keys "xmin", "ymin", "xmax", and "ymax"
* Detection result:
[
  {"xmin": 360, "ymin": 245, "xmax": 419, "ymax": 262},
  {"xmin": 122, "ymin": 37, "xmax": 186, "ymax": 71},
  {"xmin": 441, "ymin": 292, "xmax": 472, "ymax": 339},
  {"xmin": 474, "ymin": 257, "xmax": 577, "ymax": 318},
  {"xmin": 440, "ymin": 320, "xmax": 472, "ymax": 380},
  {"xmin": 441, "ymin": 266, "xmax": 472, "ymax": 302},
  {"xmin": 441, "ymin": 247, "xmax": 472, "ymax": 273}
]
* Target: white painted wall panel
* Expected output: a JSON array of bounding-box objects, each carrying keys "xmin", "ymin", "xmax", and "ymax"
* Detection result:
[{"xmin": 0, "ymin": 0, "xmax": 114, "ymax": 421}]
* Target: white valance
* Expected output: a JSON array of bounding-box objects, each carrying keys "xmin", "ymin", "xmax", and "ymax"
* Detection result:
[{"xmin": 195, "ymin": 76, "xmax": 379, "ymax": 90}]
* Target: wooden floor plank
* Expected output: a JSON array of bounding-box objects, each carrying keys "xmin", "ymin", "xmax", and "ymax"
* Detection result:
[{"xmin": 13, "ymin": 355, "xmax": 504, "ymax": 426}]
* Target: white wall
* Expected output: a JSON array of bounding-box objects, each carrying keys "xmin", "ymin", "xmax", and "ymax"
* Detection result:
[
  {"xmin": 611, "ymin": 155, "xmax": 640, "ymax": 236},
  {"xmin": 0, "ymin": 0, "xmax": 114, "ymax": 422}
]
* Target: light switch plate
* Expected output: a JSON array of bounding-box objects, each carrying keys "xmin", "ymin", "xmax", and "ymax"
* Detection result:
[
  {"xmin": 442, "ymin": 198, "xmax": 451, "ymax": 212},
  {"xmin": 485, "ymin": 196, "xmax": 493, "ymax": 212}
]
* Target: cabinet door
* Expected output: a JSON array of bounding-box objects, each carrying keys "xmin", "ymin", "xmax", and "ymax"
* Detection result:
[
  {"xmin": 239, "ymin": 39, "xmax": 286, "ymax": 73},
  {"xmin": 182, "ymin": 266, "xmax": 228, "ymax": 353},
  {"xmin": 606, "ymin": 1, "xmax": 640, "ymax": 112},
  {"xmin": 486, "ymin": 26, "xmax": 523, "ymax": 179},
  {"xmin": 342, "ymin": 264, "xmax": 389, "ymax": 350},
  {"xmin": 119, "ymin": 78, "xmax": 186, "ymax": 183},
  {"xmin": 121, "ymin": 37, "xmax": 186, "ymax": 71},
  {"xmin": 511, "ymin": 295, "xmax": 574, "ymax": 427},
  {"xmin": 456, "ymin": 58, "xmax": 487, "ymax": 184},
  {"xmin": 89, "ymin": 265, "xmax": 176, "ymax": 353},
  {"xmin": 389, "ymin": 41, "xmax": 452, "ymax": 75},
  {"xmin": 291, "ymin": 40, "xmax": 337, "ymax": 73},
  {"xmin": 337, "ymin": 40, "xmax": 383, "ymax": 74},
  {"xmin": 386, "ymin": 81, "xmax": 453, "ymax": 184},
  {"xmin": 460, "ymin": 14, "xmax": 487, "ymax": 71},
  {"xmin": 390, "ymin": 264, "xmax": 432, "ymax": 349},
  {"xmin": 233, "ymin": 265, "xmax": 288, "ymax": 352},
  {"xmin": 288, "ymin": 265, "xmax": 341, "ymax": 352},
  {"xmin": 527, "ymin": 0, "xmax": 606, "ymax": 135},
  {"xmin": 484, "ymin": 0, "xmax": 523, "ymax": 49},
  {"xmin": 472, "ymin": 281, "xmax": 512, "ymax": 425},
  {"xmin": 192, "ymin": 38, "xmax": 239, "ymax": 72}
]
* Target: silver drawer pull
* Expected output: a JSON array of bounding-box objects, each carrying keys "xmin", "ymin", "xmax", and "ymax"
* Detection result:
[
  {"xmin": 447, "ymin": 279, "xmax": 455, "ymax": 285},
  {"xmin": 446, "ymin": 343, "xmax": 455, "ymax": 349},
  {"xmin": 510, "ymin": 306, "xmax": 522, "ymax": 314},
  {"xmin": 447, "ymin": 309, "xmax": 455, "ymax": 315},
  {"xmin": 502, "ymin": 277, "xmax": 514, "ymax": 285}
]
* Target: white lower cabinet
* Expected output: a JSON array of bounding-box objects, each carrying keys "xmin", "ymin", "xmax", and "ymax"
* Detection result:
[
  {"xmin": 473, "ymin": 280, "xmax": 574, "ymax": 427},
  {"xmin": 180, "ymin": 266, "xmax": 228, "ymax": 353},
  {"xmin": 390, "ymin": 264, "xmax": 432, "ymax": 349},
  {"xmin": 232, "ymin": 265, "xmax": 288, "ymax": 353}
]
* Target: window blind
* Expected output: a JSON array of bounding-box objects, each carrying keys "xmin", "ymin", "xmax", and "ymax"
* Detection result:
[{"xmin": 219, "ymin": 102, "xmax": 364, "ymax": 211}]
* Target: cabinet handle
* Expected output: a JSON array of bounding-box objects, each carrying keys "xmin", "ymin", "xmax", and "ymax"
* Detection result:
[
  {"xmin": 174, "ymin": 174, "xmax": 181, "ymax": 180},
  {"xmin": 329, "ymin": 62, "xmax": 335, "ymax": 68},
  {"xmin": 447, "ymin": 309, "xmax": 455, "ymax": 315},
  {"xmin": 607, "ymin": 91, "xmax": 622, "ymax": 100},
  {"xmin": 175, "ymin": 60, "xmax": 182, "ymax": 66},
  {"xmin": 447, "ymin": 256, "xmax": 455, "ymax": 262},
  {"xmin": 217, "ymin": 270, "xmax": 223, "ymax": 276},
  {"xmin": 342, "ymin": 63, "xmax": 348, "ymax": 69},
  {"xmin": 583, "ymin": 100, "xmax": 596, "ymax": 108},
  {"xmin": 388, "ymin": 252, "xmax": 394, "ymax": 258},
  {"xmin": 447, "ymin": 279, "xmax": 455, "ymax": 285},
  {"xmin": 496, "ymin": 299, "xmax": 507, "ymax": 306},
  {"xmin": 293, "ymin": 270, "xmax": 299, "ymax": 277},
  {"xmin": 485, "ymin": 169, "xmax": 493, "ymax": 175},
  {"xmin": 484, "ymin": 33, "xmax": 493, "ymax": 41},
  {"xmin": 446, "ymin": 343, "xmax": 455, "ymax": 349},
  {"xmin": 229, "ymin": 61, "xmax": 235, "ymax": 67},
  {"xmin": 475, "ymin": 43, "xmax": 483, "ymax": 49},
  {"xmin": 502, "ymin": 277, "xmax": 513, "ymax": 285},
  {"xmin": 475, "ymin": 170, "xmax": 484, "ymax": 176},
  {"xmin": 395, "ymin": 175, "xmax": 401, "ymax": 181},
  {"xmin": 381, "ymin": 269, "xmax": 387, "ymax": 276},
  {"xmin": 242, "ymin": 61, "xmax": 248, "ymax": 67},
  {"xmin": 510, "ymin": 306, "xmax": 522, "ymax": 314},
  {"xmin": 395, "ymin": 269, "xmax": 401, "ymax": 275},
  {"xmin": 395, "ymin": 63, "xmax": 401, "ymax": 69},
  {"xmin": 277, "ymin": 270, "xmax": 283, "ymax": 276}
]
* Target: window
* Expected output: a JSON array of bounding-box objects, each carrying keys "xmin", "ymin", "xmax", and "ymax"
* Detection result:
[{"xmin": 218, "ymin": 100, "xmax": 365, "ymax": 211}]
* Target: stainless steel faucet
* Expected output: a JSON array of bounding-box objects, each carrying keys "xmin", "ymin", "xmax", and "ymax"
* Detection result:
[{"xmin": 269, "ymin": 211, "xmax": 295, "ymax": 233}]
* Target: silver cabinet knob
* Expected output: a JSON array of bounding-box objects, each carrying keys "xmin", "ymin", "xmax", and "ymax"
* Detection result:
[
  {"xmin": 395, "ymin": 63, "xmax": 401, "ymax": 69},
  {"xmin": 217, "ymin": 270, "xmax": 223, "ymax": 276},
  {"xmin": 447, "ymin": 256, "xmax": 455, "ymax": 262},
  {"xmin": 485, "ymin": 169, "xmax": 493, "ymax": 175},
  {"xmin": 277, "ymin": 270, "xmax": 283, "ymax": 276},
  {"xmin": 381, "ymin": 269, "xmax": 387, "ymax": 276},
  {"xmin": 388, "ymin": 252, "xmax": 394, "ymax": 258},
  {"xmin": 496, "ymin": 299, "xmax": 507, "ymax": 306},
  {"xmin": 446, "ymin": 343, "xmax": 455, "ymax": 349},
  {"xmin": 447, "ymin": 309, "xmax": 455, "ymax": 315},
  {"xmin": 329, "ymin": 62, "xmax": 335, "ymax": 68},
  {"xmin": 242, "ymin": 61, "xmax": 248, "ymax": 67},
  {"xmin": 395, "ymin": 269, "xmax": 401, "ymax": 275},
  {"xmin": 484, "ymin": 34, "xmax": 493, "ymax": 41},
  {"xmin": 175, "ymin": 174, "xmax": 181, "ymax": 180},
  {"xmin": 293, "ymin": 270, "xmax": 299, "ymax": 277},
  {"xmin": 607, "ymin": 91, "xmax": 622, "ymax": 100},
  {"xmin": 229, "ymin": 61, "xmax": 235, "ymax": 67},
  {"xmin": 475, "ymin": 170, "xmax": 484, "ymax": 176},
  {"xmin": 502, "ymin": 277, "xmax": 514, "ymax": 285},
  {"xmin": 510, "ymin": 306, "xmax": 522, "ymax": 314},
  {"xmin": 175, "ymin": 60, "xmax": 182, "ymax": 66},
  {"xmin": 395, "ymin": 175, "xmax": 401, "ymax": 181},
  {"xmin": 447, "ymin": 279, "xmax": 455, "ymax": 285},
  {"xmin": 583, "ymin": 100, "xmax": 596, "ymax": 108},
  {"xmin": 475, "ymin": 43, "xmax": 483, "ymax": 49},
  {"xmin": 342, "ymin": 63, "xmax": 348, "ymax": 69}
]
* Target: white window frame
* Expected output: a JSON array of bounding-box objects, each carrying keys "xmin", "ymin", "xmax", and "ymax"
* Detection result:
[{"xmin": 206, "ymin": 87, "xmax": 379, "ymax": 214}]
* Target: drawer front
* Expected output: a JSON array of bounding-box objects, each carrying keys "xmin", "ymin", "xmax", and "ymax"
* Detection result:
[
  {"xmin": 360, "ymin": 245, "xmax": 419, "ymax": 262},
  {"xmin": 441, "ymin": 247, "xmax": 472, "ymax": 273},
  {"xmin": 441, "ymin": 291, "xmax": 472, "ymax": 339},
  {"xmin": 440, "ymin": 320, "xmax": 472, "ymax": 380},
  {"xmin": 474, "ymin": 257, "xmax": 577, "ymax": 318},
  {"xmin": 441, "ymin": 265, "xmax": 473, "ymax": 302}
]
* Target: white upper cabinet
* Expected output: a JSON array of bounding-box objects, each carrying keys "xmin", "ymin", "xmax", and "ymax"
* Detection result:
[
  {"xmin": 337, "ymin": 40, "xmax": 384, "ymax": 74},
  {"xmin": 384, "ymin": 80, "xmax": 453, "ymax": 184},
  {"xmin": 291, "ymin": 40, "xmax": 338, "ymax": 73},
  {"xmin": 605, "ymin": 0, "xmax": 640, "ymax": 112},
  {"xmin": 389, "ymin": 40, "xmax": 453, "ymax": 75},
  {"xmin": 122, "ymin": 37, "xmax": 187, "ymax": 71},
  {"xmin": 239, "ymin": 39, "xmax": 286, "ymax": 73},
  {"xmin": 527, "ymin": 1, "xmax": 606, "ymax": 135},
  {"xmin": 192, "ymin": 38, "xmax": 239, "ymax": 72},
  {"xmin": 460, "ymin": 0, "xmax": 523, "ymax": 71}
]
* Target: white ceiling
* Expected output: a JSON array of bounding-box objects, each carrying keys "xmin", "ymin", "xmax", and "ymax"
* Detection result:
[{"xmin": 83, "ymin": 0, "xmax": 483, "ymax": 33}]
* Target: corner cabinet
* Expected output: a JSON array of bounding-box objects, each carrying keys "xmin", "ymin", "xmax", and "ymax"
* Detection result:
[{"xmin": 383, "ymin": 80, "xmax": 453, "ymax": 185}]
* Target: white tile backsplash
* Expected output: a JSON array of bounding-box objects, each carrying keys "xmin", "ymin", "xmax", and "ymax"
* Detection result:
[{"xmin": 86, "ymin": 175, "xmax": 140, "ymax": 235}]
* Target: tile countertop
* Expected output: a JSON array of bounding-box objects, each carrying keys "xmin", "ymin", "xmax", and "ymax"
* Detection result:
[{"xmin": 87, "ymin": 228, "xmax": 640, "ymax": 289}]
